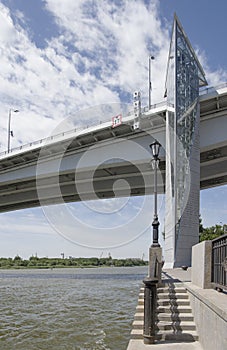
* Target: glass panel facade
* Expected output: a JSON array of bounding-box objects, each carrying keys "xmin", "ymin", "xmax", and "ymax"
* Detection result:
[
  {"xmin": 165, "ymin": 15, "xmax": 207, "ymax": 261},
  {"xmin": 176, "ymin": 23, "xmax": 199, "ymax": 156},
  {"xmin": 175, "ymin": 18, "xmax": 206, "ymax": 230}
]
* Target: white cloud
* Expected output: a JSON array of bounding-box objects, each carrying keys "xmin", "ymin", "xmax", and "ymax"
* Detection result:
[
  {"xmin": 196, "ymin": 48, "xmax": 227, "ymax": 86},
  {"xmin": 44, "ymin": 0, "xmax": 170, "ymax": 104},
  {"xmin": 0, "ymin": 5, "xmax": 17, "ymax": 44},
  {"xmin": 0, "ymin": 0, "xmax": 224, "ymax": 152},
  {"xmin": 0, "ymin": 210, "xmax": 53, "ymax": 236}
]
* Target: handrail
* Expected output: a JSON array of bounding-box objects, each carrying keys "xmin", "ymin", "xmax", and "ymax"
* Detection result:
[
  {"xmin": 0, "ymin": 82, "xmax": 226, "ymax": 159},
  {"xmin": 199, "ymin": 82, "xmax": 227, "ymax": 96},
  {"xmin": 212, "ymin": 234, "xmax": 227, "ymax": 291},
  {"xmin": 0, "ymin": 100, "xmax": 170, "ymax": 159}
]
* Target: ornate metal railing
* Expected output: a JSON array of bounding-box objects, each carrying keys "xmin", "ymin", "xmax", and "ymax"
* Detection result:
[{"xmin": 212, "ymin": 234, "xmax": 227, "ymax": 291}]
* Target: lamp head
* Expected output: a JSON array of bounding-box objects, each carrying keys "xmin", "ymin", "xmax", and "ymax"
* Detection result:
[{"xmin": 150, "ymin": 140, "xmax": 161, "ymax": 159}]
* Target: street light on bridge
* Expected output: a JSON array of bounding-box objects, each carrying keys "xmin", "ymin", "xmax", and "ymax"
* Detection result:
[
  {"xmin": 8, "ymin": 109, "xmax": 19, "ymax": 153},
  {"xmin": 150, "ymin": 140, "xmax": 161, "ymax": 247},
  {"xmin": 148, "ymin": 55, "xmax": 155, "ymax": 109}
]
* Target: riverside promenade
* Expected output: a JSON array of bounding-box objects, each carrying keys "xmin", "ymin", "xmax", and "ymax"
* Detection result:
[{"xmin": 127, "ymin": 267, "xmax": 226, "ymax": 350}]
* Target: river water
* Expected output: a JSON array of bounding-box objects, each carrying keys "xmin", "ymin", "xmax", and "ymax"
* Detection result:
[{"xmin": 0, "ymin": 266, "xmax": 147, "ymax": 350}]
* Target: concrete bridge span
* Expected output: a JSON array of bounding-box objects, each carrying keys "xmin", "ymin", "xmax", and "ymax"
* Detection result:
[{"xmin": 0, "ymin": 85, "xmax": 226, "ymax": 215}]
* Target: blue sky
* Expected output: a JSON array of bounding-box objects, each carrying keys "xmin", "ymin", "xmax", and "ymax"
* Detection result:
[{"xmin": 0, "ymin": 0, "xmax": 226, "ymax": 259}]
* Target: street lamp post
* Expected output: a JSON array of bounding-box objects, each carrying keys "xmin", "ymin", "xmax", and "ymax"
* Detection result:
[
  {"xmin": 150, "ymin": 140, "xmax": 161, "ymax": 247},
  {"xmin": 8, "ymin": 109, "xmax": 19, "ymax": 153},
  {"xmin": 148, "ymin": 55, "xmax": 155, "ymax": 110},
  {"xmin": 143, "ymin": 140, "xmax": 162, "ymax": 345}
]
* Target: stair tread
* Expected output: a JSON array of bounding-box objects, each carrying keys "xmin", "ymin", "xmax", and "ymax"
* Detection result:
[
  {"xmin": 158, "ymin": 298, "xmax": 189, "ymax": 301},
  {"xmin": 157, "ymin": 300, "xmax": 190, "ymax": 307},
  {"xmin": 157, "ymin": 293, "xmax": 188, "ymax": 299},
  {"xmin": 156, "ymin": 330, "xmax": 199, "ymax": 341},
  {"xmin": 158, "ymin": 313, "xmax": 194, "ymax": 317},
  {"xmin": 158, "ymin": 300, "xmax": 189, "ymax": 303},
  {"xmin": 158, "ymin": 292, "xmax": 187, "ymax": 294},
  {"xmin": 134, "ymin": 313, "xmax": 194, "ymax": 319},
  {"xmin": 158, "ymin": 302, "xmax": 190, "ymax": 305},
  {"xmin": 157, "ymin": 305, "xmax": 192, "ymax": 310},
  {"xmin": 133, "ymin": 320, "xmax": 196, "ymax": 326},
  {"xmin": 131, "ymin": 329, "xmax": 199, "ymax": 341},
  {"xmin": 157, "ymin": 329, "xmax": 198, "ymax": 335},
  {"xmin": 157, "ymin": 320, "xmax": 196, "ymax": 325},
  {"xmin": 158, "ymin": 301, "xmax": 190, "ymax": 304},
  {"xmin": 158, "ymin": 304, "xmax": 191, "ymax": 312},
  {"xmin": 134, "ymin": 312, "xmax": 194, "ymax": 318},
  {"xmin": 158, "ymin": 287, "xmax": 186, "ymax": 291},
  {"xmin": 131, "ymin": 328, "xmax": 198, "ymax": 334},
  {"xmin": 158, "ymin": 292, "xmax": 188, "ymax": 295}
]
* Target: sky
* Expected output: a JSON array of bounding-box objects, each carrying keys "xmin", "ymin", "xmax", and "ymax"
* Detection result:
[{"xmin": 0, "ymin": 0, "xmax": 226, "ymax": 260}]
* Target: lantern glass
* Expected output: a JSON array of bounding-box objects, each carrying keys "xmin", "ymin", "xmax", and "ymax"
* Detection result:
[{"xmin": 150, "ymin": 141, "xmax": 161, "ymax": 158}]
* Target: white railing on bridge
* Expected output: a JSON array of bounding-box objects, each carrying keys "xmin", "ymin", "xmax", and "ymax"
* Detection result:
[
  {"xmin": 2, "ymin": 81, "xmax": 227, "ymax": 160},
  {"xmin": 199, "ymin": 82, "xmax": 227, "ymax": 96},
  {"xmin": 0, "ymin": 100, "xmax": 172, "ymax": 159}
]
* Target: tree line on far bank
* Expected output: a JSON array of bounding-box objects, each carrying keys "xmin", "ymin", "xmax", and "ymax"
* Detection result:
[
  {"xmin": 161, "ymin": 217, "xmax": 226, "ymax": 242},
  {"xmin": 0, "ymin": 255, "xmax": 148, "ymax": 269},
  {"xmin": 199, "ymin": 217, "xmax": 227, "ymax": 242}
]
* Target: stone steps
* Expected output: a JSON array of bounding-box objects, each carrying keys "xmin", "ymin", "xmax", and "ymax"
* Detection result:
[
  {"xmin": 157, "ymin": 287, "xmax": 186, "ymax": 293},
  {"xmin": 157, "ymin": 312, "xmax": 194, "ymax": 322},
  {"xmin": 158, "ymin": 299, "xmax": 190, "ymax": 306},
  {"xmin": 134, "ymin": 312, "xmax": 194, "ymax": 322},
  {"xmin": 157, "ymin": 293, "xmax": 189, "ymax": 299},
  {"xmin": 131, "ymin": 283, "xmax": 199, "ymax": 343},
  {"xmin": 140, "ymin": 286, "xmax": 187, "ymax": 293},
  {"xmin": 131, "ymin": 329, "xmax": 199, "ymax": 341},
  {"xmin": 137, "ymin": 303, "xmax": 192, "ymax": 311},
  {"xmin": 157, "ymin": 321, "xmax": 197, "ymax": 331},
  {"xmin": 157, "ymin": 305, "xmax": 193, "ymax": 313},
  {"xmin": 138, "ymin": 299, "xmax": 191, "ymax": 306},
  {"xmin": 132, "ymin": 320, "xmax": 196, "ymax": 331},
  {"xmin": 156, "ymin": 330, "xmax": 199, "ymax": 342}
]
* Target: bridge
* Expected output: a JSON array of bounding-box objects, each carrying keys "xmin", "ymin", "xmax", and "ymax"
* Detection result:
[
  {"xmin": 0, "ymin": 84, "xmax": 227, "ymax": 214},
  {"xmin": 1, "ymin": 15, "xmax": 227, "ymax": 268},
  {"xmin": 0, "ymin": 85, "xmax": 226, "ymax": 269}
]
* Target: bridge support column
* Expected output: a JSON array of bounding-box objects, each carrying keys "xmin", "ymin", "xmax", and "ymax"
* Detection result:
[
  {"xmin": 163, "ymin": 15, "xmax": 206, "ymax": 268},
  {"xmin": 164, "ymin": 110, "xmax": 200, "ymax": 268}
]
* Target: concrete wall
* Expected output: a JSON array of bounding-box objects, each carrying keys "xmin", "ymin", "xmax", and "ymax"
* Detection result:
[
  {"xmin": 189, "ymin": 241, "xmax": 227, "ymax": 350},
  {"xmin": 191, "ymin": 241, "xmax": 212, "ymax": 289},
  {"xmin": 187, "ymin": 284, "xmax": 227, "ymax": 350}
]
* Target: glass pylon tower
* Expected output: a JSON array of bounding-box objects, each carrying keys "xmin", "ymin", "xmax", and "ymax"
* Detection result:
[{"xmin": 164, "ymin": 14, "xmax": 207, "ymax": 267}]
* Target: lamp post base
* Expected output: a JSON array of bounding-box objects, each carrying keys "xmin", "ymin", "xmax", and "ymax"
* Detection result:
[
  {"xmin": 143, "ymin": 277, "xmax": 158, "ymax": 344},
  {"xmin": 149, "ymin": 246, "xmax": 162, "ymax": 284}
]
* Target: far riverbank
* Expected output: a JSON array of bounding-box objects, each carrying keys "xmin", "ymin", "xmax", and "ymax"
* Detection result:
[{"xmin": 0, "ymin": 255, "xmax": 148, "ymax": 269}]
